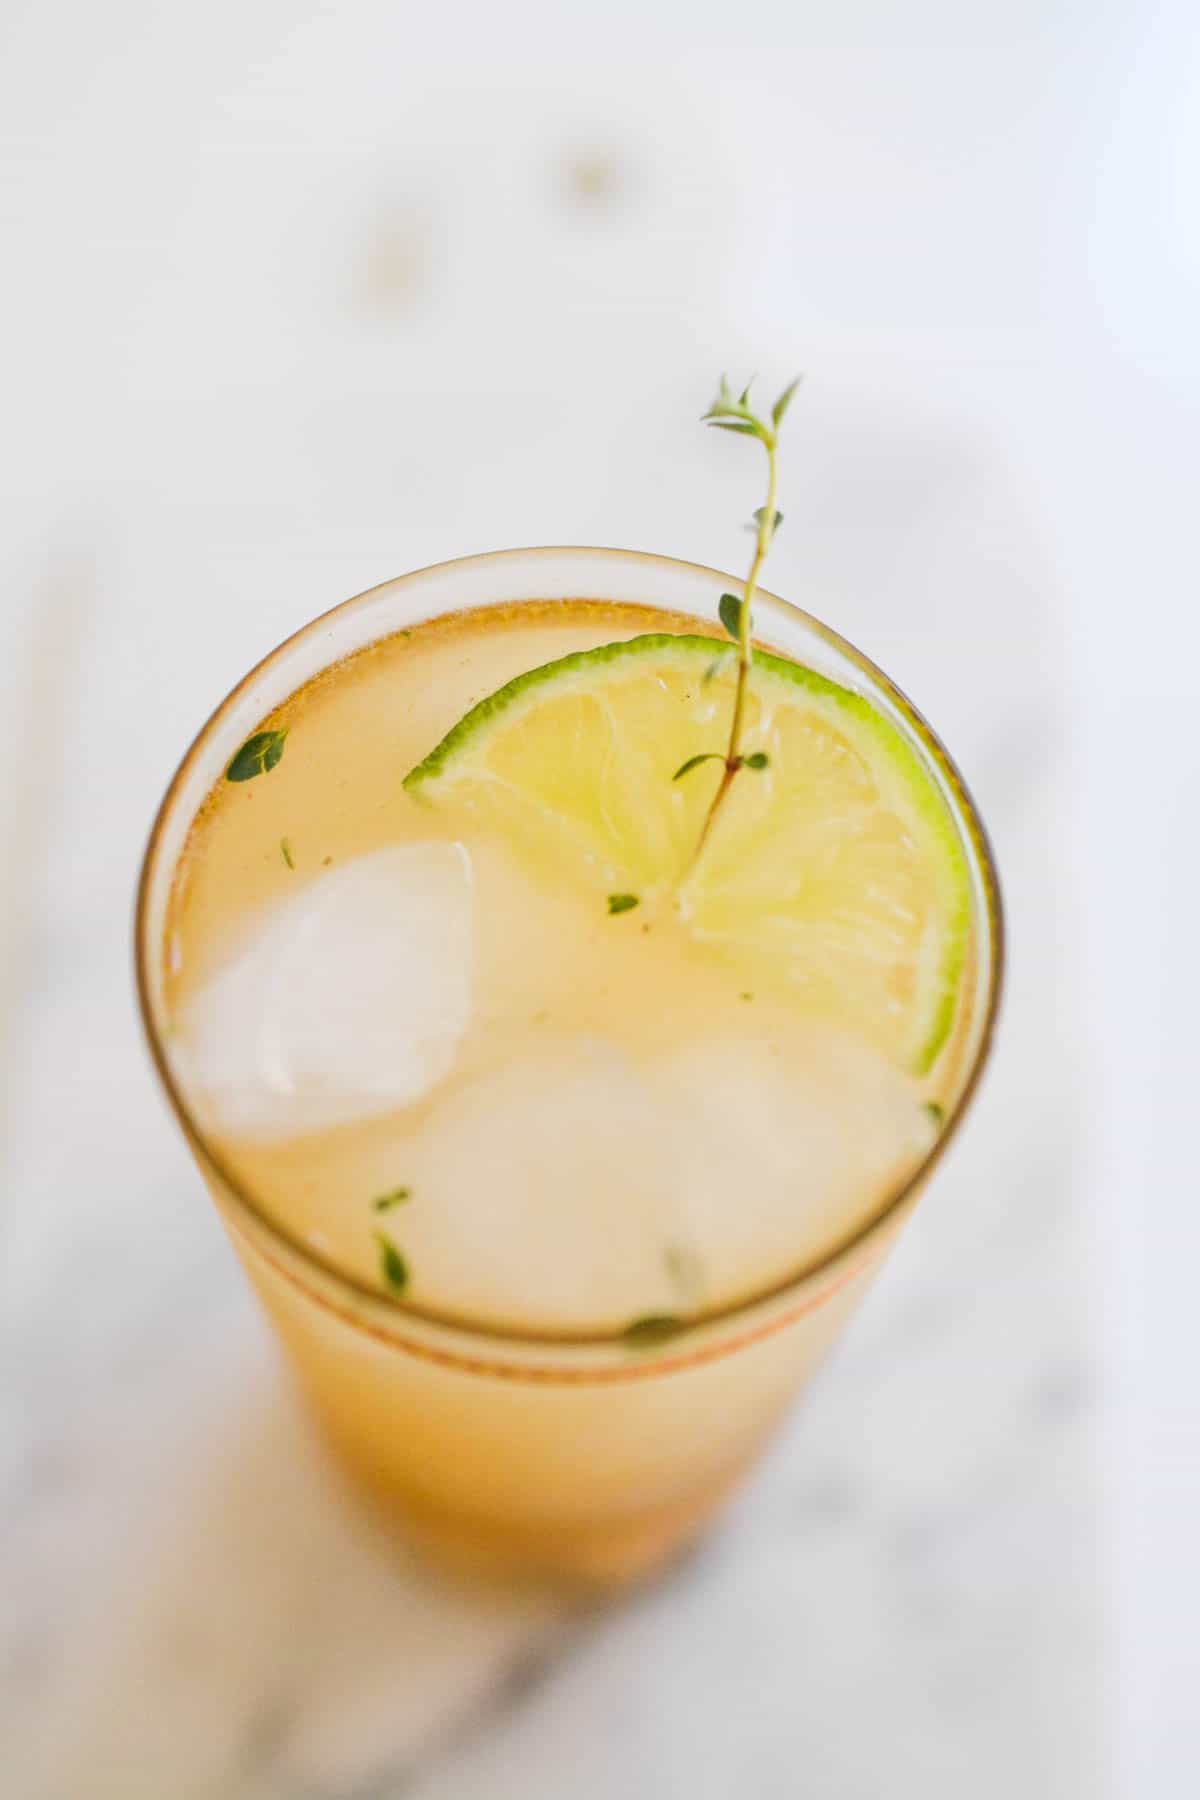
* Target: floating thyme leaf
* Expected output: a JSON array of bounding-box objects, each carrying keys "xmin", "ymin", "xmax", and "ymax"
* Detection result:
[
  {"xmin": 280, "ymin": 836, "xmax": 294, "ymax": 869},
  {"xmin": 924, "ymin": 1101, "xmax": 946, "ymax": 1130},
  {"xmin": 740, "ymin": 991, "xmax": 754, "ymax": 1001},
  {"xmin": 703, "ymin": 651, "xmax": 733, "ymax": 684},
  {"xmin": 623, "ymin": 1313, "xmax": 685, "ymax": 1348},
  {"xmin": 673, "ymin": 751, "xmax": 724, "ymax": 782},
  {"xmin": 372, "ymin": 1187, "xmax": 411, "ymax": 1212},
  {"xmin": 718, "ymin": 593, "xmax": 743, "ymax": 642},
  {"xmin": 227, "ymin": 728, "xmax": 287, "ymax": 783},
  {"xmin": 607, "ymin": 893, "xmax": 639, "ymax": 914},
  {"xmin": 743, "ymin": 751, "xmax": 769, "ymax": 770},
  {"xmin": 374, "ymin": 1230, "xmax": 409, "ymax": 1293}
]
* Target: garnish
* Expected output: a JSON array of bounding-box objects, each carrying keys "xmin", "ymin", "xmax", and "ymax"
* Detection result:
[
  {"xmin": 372, "ymin": 1186, "xmax": 411, "ymax": 1212},
  {"xmin": 400, "ymin": 368, "xmax": 971, "ymax": 1072},
  {"xmin": 280, "ymin": 836, "xmax": 294, "ymax": 869},
  {"xmin": 675, "ymin": 374, "xmax": 800, "ymax": 864},
  {"xmin": 374, "ymin": 1230, "xmax": 409, "ymax": 1293},
  {"xmin": 622, "ymin": 1313, "xmax": 685, "ymax": 1348},
  {"xmin": 226, "ymin": 728, "xmax": 288, "ymax": 783},
  {"xmin": 924, "ymin": 1101, "xmax": 946, "ymax": 1130}
]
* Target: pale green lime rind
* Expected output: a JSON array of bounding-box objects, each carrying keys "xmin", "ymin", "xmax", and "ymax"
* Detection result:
[{"xmin": 403, "ymin": 632, "xmax": 971, "ymax": 1073}]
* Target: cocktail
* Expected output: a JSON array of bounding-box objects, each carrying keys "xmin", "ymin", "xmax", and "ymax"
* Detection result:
[{"xmin": 136, "ymin": 383, "xmax": 1001, "ymax": 1584}]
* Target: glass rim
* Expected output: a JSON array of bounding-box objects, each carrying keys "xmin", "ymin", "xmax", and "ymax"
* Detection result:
[{"xmin": 134, "ymin": 544, "xmax": 1004, "ymax": 1372}]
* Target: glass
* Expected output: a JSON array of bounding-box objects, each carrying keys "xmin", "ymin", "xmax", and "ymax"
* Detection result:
[{"xmin": 135, "ymin": 548, "xmax": 1002, "ymax": 1587}]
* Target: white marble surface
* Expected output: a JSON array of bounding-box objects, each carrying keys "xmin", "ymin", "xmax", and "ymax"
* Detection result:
[{"xmin": 2, "ymin": 6, "xmax": 1197, "ymax": 1795}]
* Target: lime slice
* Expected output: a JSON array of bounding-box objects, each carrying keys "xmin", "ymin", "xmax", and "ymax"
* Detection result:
[{"xmin": 404, "ymin": 634, "xmax": 969, "ymax": 1072}]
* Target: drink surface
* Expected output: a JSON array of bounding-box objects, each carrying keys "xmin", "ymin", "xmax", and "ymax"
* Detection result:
[{"xmin": 165, "ymin": 600, "xmax": 956, "ymax": 1335}]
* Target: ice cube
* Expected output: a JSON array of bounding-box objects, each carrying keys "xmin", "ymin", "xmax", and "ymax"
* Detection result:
[
  {"xmin": 327, "ymin": 1026, "xmax": 924, "ymax": 1330},
  {"xmin": 654, "ymin": 1033, "xmax": 926, "ymax": 1297},
  {"xmin": 174, "ymin": 843, "xmax": 473, "ymax": 1141},
  {"xmin": 379, "ymin": 1037, "xmax": 690, "ymax": 1329}
]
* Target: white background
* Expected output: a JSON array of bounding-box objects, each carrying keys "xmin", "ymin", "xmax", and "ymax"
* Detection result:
[{"xmin": 1, "ymin": 4, "xmax": 1197, "ymax": 1795}]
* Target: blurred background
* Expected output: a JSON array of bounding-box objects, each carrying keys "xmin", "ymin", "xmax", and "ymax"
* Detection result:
[{"xmin": 1, "ymin": 3, "xmax": 1197, "ymax": 1795}]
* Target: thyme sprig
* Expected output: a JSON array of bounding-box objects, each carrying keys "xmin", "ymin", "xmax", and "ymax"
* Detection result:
[{"xmin": 679, "ymin": 374, "xmax": 800, "ymax": 868}]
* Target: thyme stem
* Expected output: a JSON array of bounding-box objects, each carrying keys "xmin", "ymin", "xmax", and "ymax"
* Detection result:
[{"xmin": 684, "ymin": 372, "xmax": 797, "ymax": 871}]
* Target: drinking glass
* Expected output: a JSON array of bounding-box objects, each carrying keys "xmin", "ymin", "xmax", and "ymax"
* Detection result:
[{"xmin": 136, "ymin": 547, "xmax": 1002, "ymax": 1587}]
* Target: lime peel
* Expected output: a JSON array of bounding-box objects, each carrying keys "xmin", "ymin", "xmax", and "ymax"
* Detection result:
[{"xmin": 404, "ymin": 633, "xmax": 969, "ymax": 1073}]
